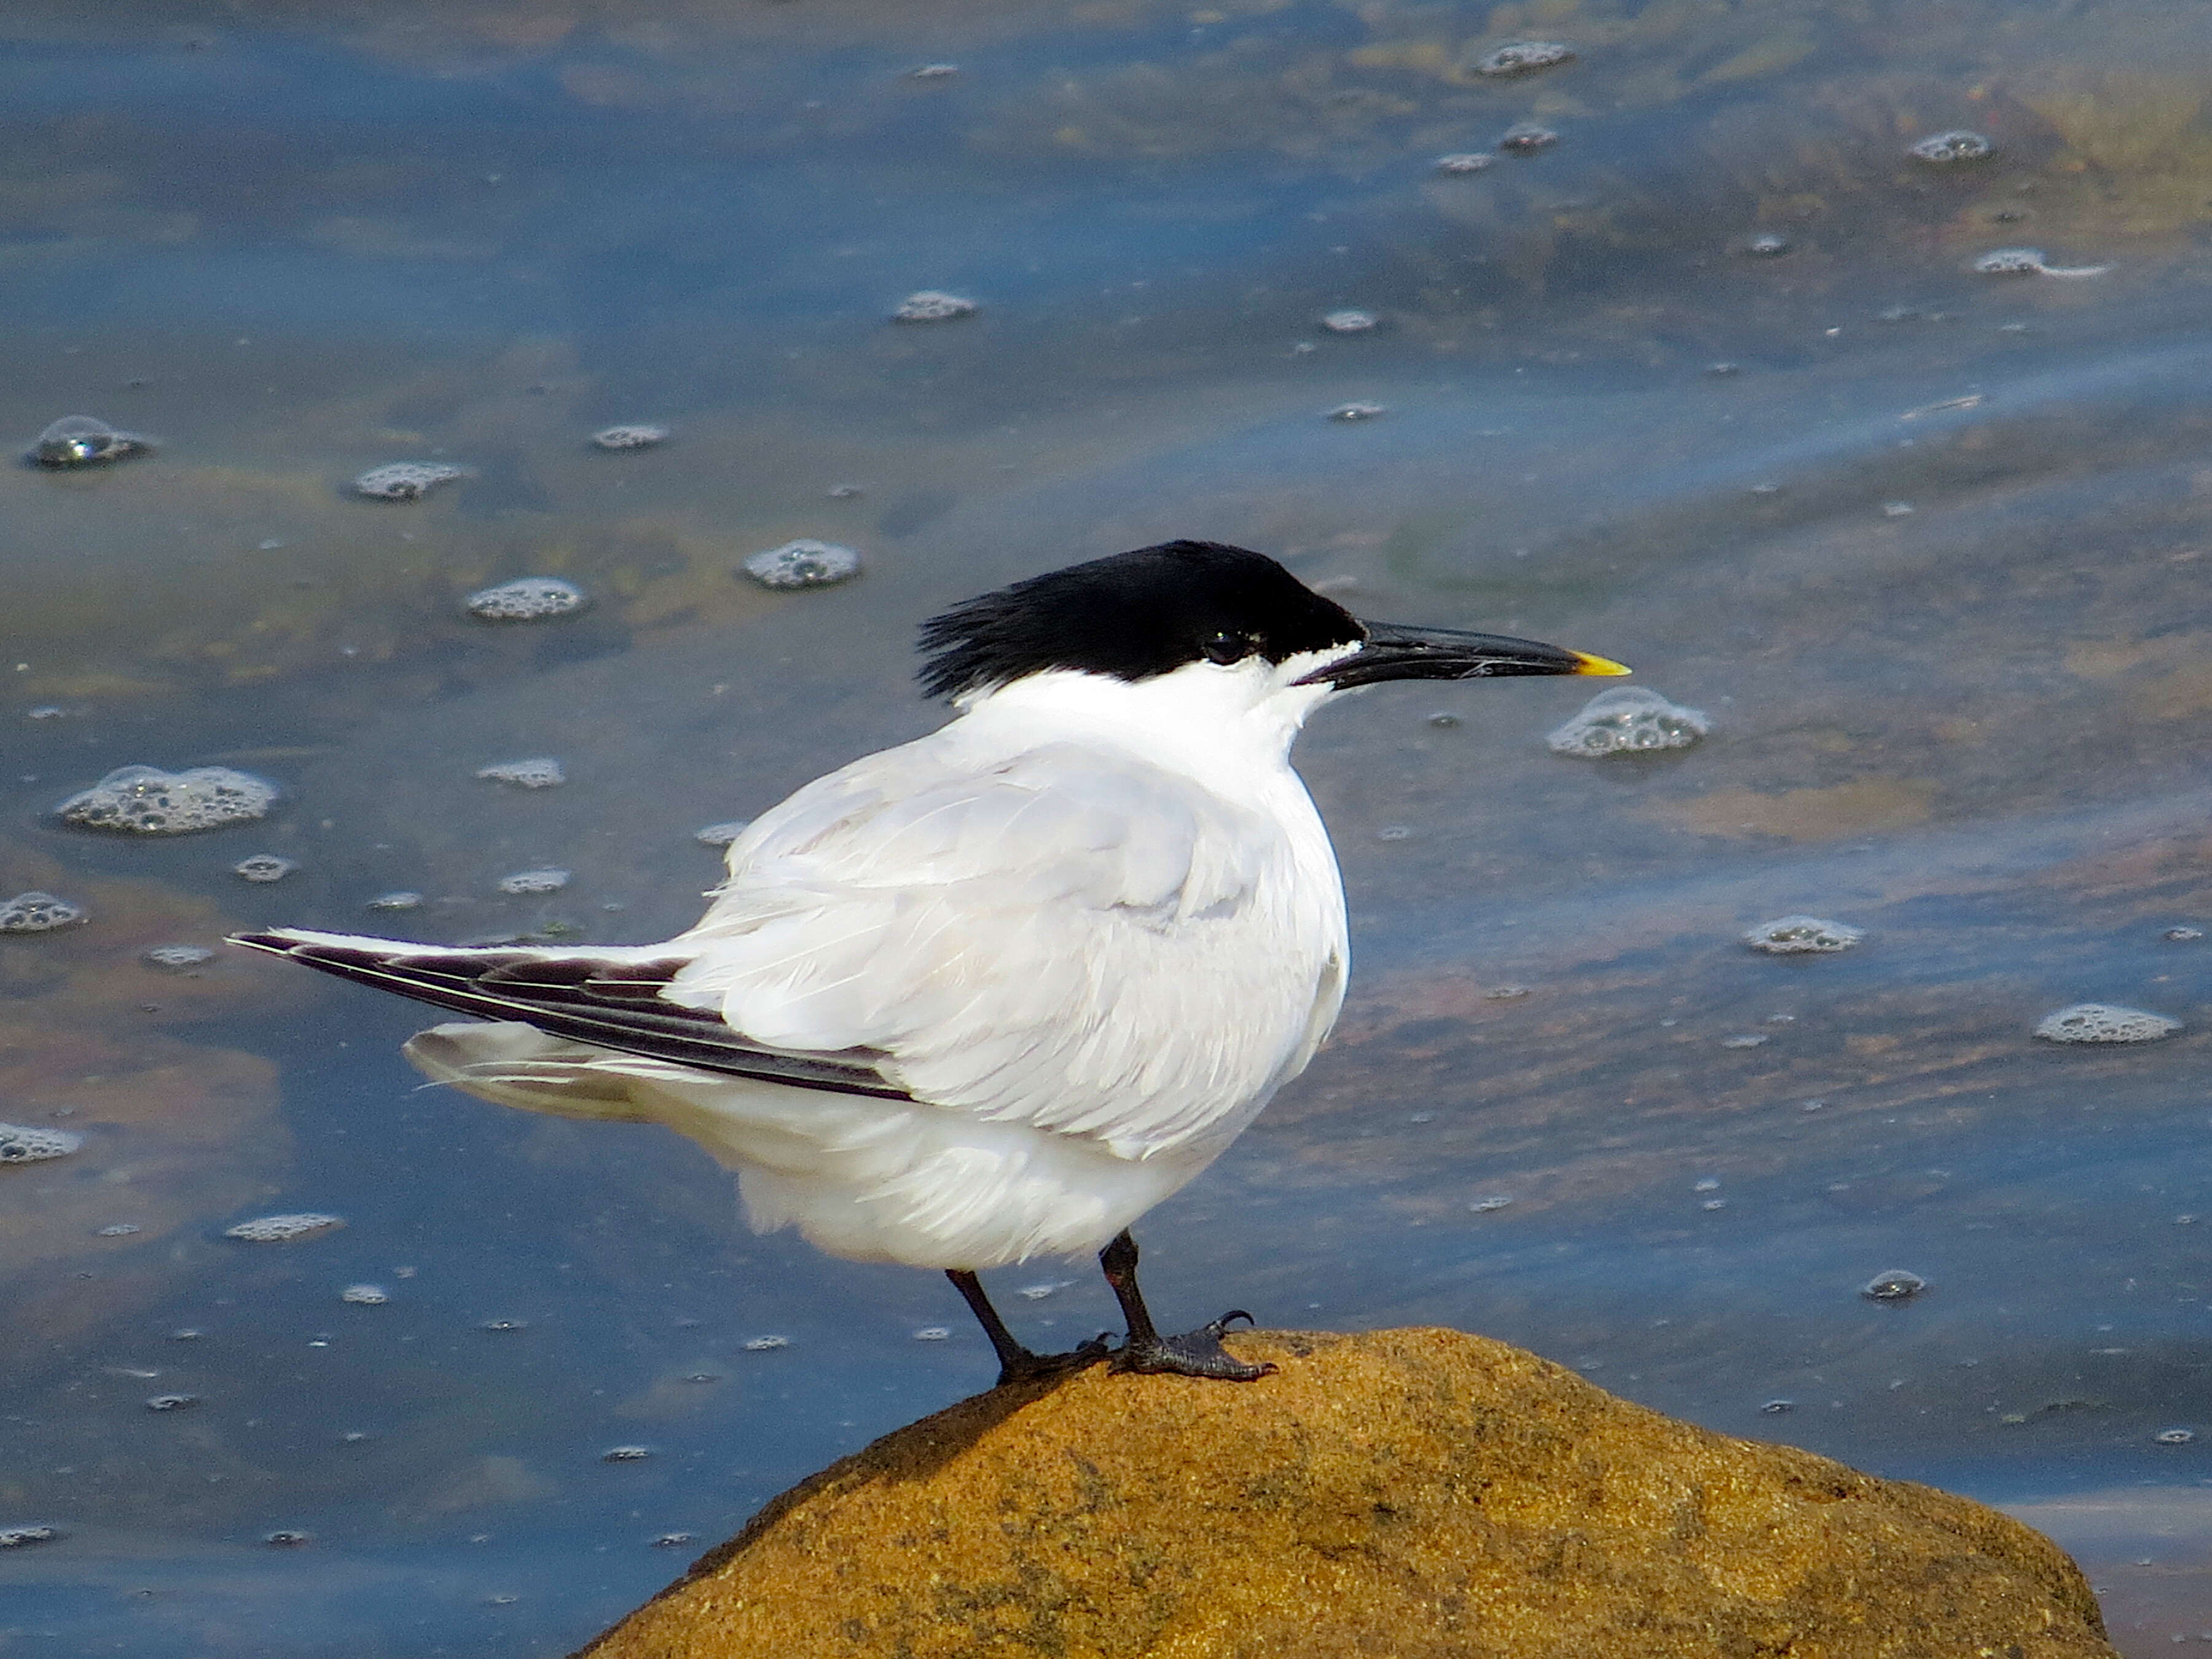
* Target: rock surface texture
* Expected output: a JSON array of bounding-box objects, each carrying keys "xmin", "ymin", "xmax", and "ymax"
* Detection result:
[{"xmin": 577, "ymin": 1327, "xmax": 2114, "ymax": 1659}]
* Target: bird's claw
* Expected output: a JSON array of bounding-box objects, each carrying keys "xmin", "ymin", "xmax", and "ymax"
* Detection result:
[
  {"xmin": 994, "ymin": 1332, "xmax": 1113, "ymax": 1388},
  {"xmin": 1112, "ymin": 1309, "xmax": 1275, "ymax": 1381}
]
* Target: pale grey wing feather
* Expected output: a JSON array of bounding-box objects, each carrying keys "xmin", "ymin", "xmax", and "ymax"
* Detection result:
[{"xmin": 669, "ymin": 737, "xmax": 1314, "ymax": 1154}]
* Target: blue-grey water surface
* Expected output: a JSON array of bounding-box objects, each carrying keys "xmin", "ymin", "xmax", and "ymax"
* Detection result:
[{"xmin": 6, "ymin": 2, "xmax": 2212, "ymax": 1652}]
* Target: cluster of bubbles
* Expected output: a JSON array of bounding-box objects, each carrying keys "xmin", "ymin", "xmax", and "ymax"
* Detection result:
[
  {"xmin": 477, "ymin": 758, "xmax": 566, "ymax": 788},
  {"xmin": 1327, "ymin": 401, "xmax": 1387, "ymax": 422},
  {"xmin": 1321, "ymin": 309, "xmax": 1376, "ymax": 334},
  {"xmin": 0, "ymin": 1525, "xmax": 59, "ymax": 1548},
  {"xmin": 1741, "ymin": 233, "xmax": 1790, "ymax": 258},
  {"xmin": 143, "ymin": 944, "xmax": 216, "ymax": 970},
  {"xmin": 466, "ymin": 578, "xmax": 586, "ymax": 622},
  {"xmin": 496, "ymin": 868, "xmax": 570, "ymax": 895},
  {"xmin": 367, "ymin": 890, "xmax": 423, "ymax": 911},
  {"xmin": 1546, "ymin": 687, "xmax": 1709, "ymax": 756},
  {"xmin": 232, "ymin": 853, "xmax": 297, "ymax": 883},
  {"xmin": 341, "ymin": 1284, "xmax": 390, "ymax": 1304},
  {"xmin": 26, "ymin": 415, "xmax": 151, "ymax": 468},
  {"xmin": 1743, "ymin": 916, "xmax": 1864, "ymax": 955},
  {"xmin": 0, "ymin": 1124, "xmax": 84, "ymax": 1164},
  {"xmin": 0, "ymin": 890, "xmax": 87, "ymax": 933},
  {"xmin": 1860, "ymin": 1268, "xmax": 1928, "ymax": 1303},
  {"xmin": 353, "ymin": 461, "xmax": 468, "ymax": 501},
  {"xmin": 224, "ymin": 1212, "xmax": 346, "ymax": 1242},
  {"xmin": 1433, "ymin": 153, "xmax": 1494, "ymax": 175},
  {"xmin": 57, "ymin": 764, "xmax": 276, "ymax": 834},
  {"xmin": 590, "ymin": 424, "xmax": 669, "ymax": 451},
  {"xmin": 742, "ymin": 539, "xmax": 862, "ymax": 590},
  {"xmin": 892, "ymin": 291, "xmax": 976, "ymax": 323},
  {"xmin": 1496, "ymin": 121, "xmax": 1558, "ymax": 154},
  {"xmin": 144, "ymin": 1394, "xmax": 199, "ymax": 1411},
  {"xmin": 1972, "ymin": 248, "xmax": 2108, "ymax": 279},
  {"xmin": 1909, "ymin": 130, "xmax": 1993, "ymax": 164},
  {"xmin": 601, "ymin": 1445, "xmax": 653, "ymax": 1462},
  {"xmin": 2032, "ymin": 1003, "xmax": 2180, "ymax": 1044},
  {"xmin": 1469, "ymin": 39, "xmax": 1574, "ymax": 76}
]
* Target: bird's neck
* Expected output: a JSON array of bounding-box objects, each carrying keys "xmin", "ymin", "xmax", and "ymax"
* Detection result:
[{"xmin": 952, "ymin": 666, "xmax": 1325, "ymax": 791}]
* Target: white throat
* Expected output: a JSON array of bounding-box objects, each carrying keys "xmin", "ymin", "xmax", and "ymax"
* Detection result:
[{"xmin": 951, "ymin": 649, "xmax": 1352, "ymax": 787}]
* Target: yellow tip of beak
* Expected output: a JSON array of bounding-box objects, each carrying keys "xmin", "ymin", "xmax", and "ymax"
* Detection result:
[{"xmin": 1571, "ymin": 651, "xmax": 1633, "ymax": 677}]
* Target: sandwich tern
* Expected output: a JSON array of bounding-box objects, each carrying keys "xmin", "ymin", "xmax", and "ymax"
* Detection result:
[{"xmin": 233, "ymin": 540, "xmax": 1625, "ymax": 1384}]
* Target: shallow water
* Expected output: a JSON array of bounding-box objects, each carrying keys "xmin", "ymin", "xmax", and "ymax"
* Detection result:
[{"xmin": 5, "ymin": 1, "xmax": 2212, "ymax": 1651}]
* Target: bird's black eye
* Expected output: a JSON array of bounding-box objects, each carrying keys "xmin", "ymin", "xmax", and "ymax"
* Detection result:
[{"xmin": 1201, "ymin": 630, "xmax": 1255, "ymax": 665}]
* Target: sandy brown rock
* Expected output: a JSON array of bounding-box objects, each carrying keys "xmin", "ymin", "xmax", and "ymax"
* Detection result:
[{"xmin": 578, "ymin": 1327, "xmax": 2112, "ymax": 1659}]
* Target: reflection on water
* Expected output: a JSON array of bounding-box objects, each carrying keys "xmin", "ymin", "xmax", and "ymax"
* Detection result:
[{"xmin": 4, "ymin": 1, "xmax": 2212, "ymax": 1652}]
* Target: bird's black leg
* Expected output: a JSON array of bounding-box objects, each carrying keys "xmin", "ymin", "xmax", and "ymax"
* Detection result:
[
  {"xmin": 946, "ymin": 1269, "xmax": 1110, "ymax": 1388},
  {"xmin": 1098, "ymin": 1230, "xmax": 1274, "ymax": 1381}
]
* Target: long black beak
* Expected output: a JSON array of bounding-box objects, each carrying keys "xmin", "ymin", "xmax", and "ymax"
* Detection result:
[{"xmin": 1297, "ymin": 619, "xmax": 1631, "ymax": 689}]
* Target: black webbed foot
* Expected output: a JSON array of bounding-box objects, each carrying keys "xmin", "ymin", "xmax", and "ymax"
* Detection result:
[
  {"xmin": 1112, "ymin": 1310, "xmax": 1274, "ymax": 1381},
  {"xmin": 995, "ymin": 1332, "xmax": 1113, "ymax": 1389}
]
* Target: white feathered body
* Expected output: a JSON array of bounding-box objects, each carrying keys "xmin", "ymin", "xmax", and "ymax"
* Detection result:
[{"xmin": 401, "ymin": 660, "xmax": 1351, "ymax": 1269}]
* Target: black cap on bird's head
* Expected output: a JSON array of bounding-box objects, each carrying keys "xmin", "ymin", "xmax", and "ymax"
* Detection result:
[{"xmin": 917, "ymin": 539, "xmax": 1627, "ymax": 701}]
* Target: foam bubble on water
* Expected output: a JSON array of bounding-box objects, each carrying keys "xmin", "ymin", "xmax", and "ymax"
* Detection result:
[
  {"xmin": 1327, "ymin": 401, "xmax": 1387, "ymax": 422},
  {"xmin": 1861, "ymin": 1268, "xmax": 1928, "ymax": 1303},
  {"xmin": 28, "ymin": 415, "xmax": 149, "ymax": 468},
  {"xmin": 479, "ymin": 1318, "xmax": 527, "ymax": 1332},
  {"xmin": 2033, "ymin": 1003, "xmax": 2181, "ymax": 1044},
  {"xmin": 1720, "ymin": 1033, "xmax": 1768, "ymax": 1049},
  {"xmin": 143, "ymin": 944, "xmax": 215, "ymax": 970},
  {"xmin": 57, "ymin": 764, "xmax": 276, "ymax": 834},
  {"xmin": 1744, "ymin": 916, "xmax": 1864, "ymax": 955},
  {"xmin": 1433, "ymin": 152, "xmax": 1494, "ymax": 174},
  {"xmin": 0, "ymin": 1124, "xmax": 83, "ymax": 1164},
  {"xmin": 912, "ymin": 1326, "xmax": 952, "ymax": 1341},
  {"xmin": 353, "ymin": 461, "xmax": 467, "ymax": 501},
  {"xmin": 1881, "ymin": 501, "xmax": 1915, "ymax": 517},
  {"xmin": 590, "ymin": 424, "xmax": 669, "ymax": 451},
  {"xmin": 893, "ymin": 291, "xmax": 976, "ymax": 323},
  {"xmin": 1497, "ymin": 121, "xmax": 1558, "ymax": 154},
  {"xmin": 742, "ymin": 540, "xmax": 861, "ymax": 590},
  {"xmin": 1470, "ymin": 40, "xmax": 1574, "ymax": 76},
  {"xmin": 0, "ymin": 1524, "xmax": 59, "ymax": 1548},
  {"xmin": 2162, "ymin": 927, "xmax": 2202, "ymax": 942},
  {"xmin": 2155, "ymin": 1427, "xmax": 2197, "ymax": 1445},
  {"xmin": 906, "ymin": 62, "xmax": 959, "ymax": 79},
  {"xmin": 0, "ymin": 891, "xmax": 87, "ymax": 933},
  {"xmin": 341, "ymin": 1284, "xmax": 389, "ymax": 1305},
  {"xmin": 232, "ymin": 853, "xmax": 297, "ymax": 883},
  {"xmin": 476, "ymin": 758, "xmax": 565, "ymax": 788},
  {"xmin": 652, "ymin": 1531, "xmax": 696, "ymax": 1548},
  {"xmin": 366, "ymin": 891, "xmax": 423, "ymax": 912},
  {"xmin": 1469, "ymin": 1195, "xmax": 1513, "ymax": 1213},
  {"xmin": 225, "ymin": 1212, "xmax": 345, "ymax": 1242},
  {"xmin": 694, "ymin": 820, "xmax": 750, "ymax": 847},
  {"xmin": 743, "ymin": 1334, "xmax": 790, "ymax": 1351},
  {"xmin": 602, "ymin": 1445, "xmax": 653, "ymax": 1462},
  {"xmin": 1321, "ymin": 308, "xmax": 1376, "ymax": 333},
  {"xmin": 1973, "ymin": 247, "xmax": 2109, "ymax": 278},
  {"xmin": 496, "ymin": 868, "xmax": 570, "ymax": 896},
  {"xmin": 95, "ymin": 1223, "xmax": 141, "ymax": 1236},
  {"xmin": 1741, "ymin": 233, "xmax": 1791, "ymax": 257},
  {"xmin": 1547, "ymin": 686, "xmax": 1709, "ymax": 757},
  {"xmin": 466, "ymin": 578, "xmax": 586, "ymax": 623},
  {"xmin": 145, "ymin": 1394, "xmax": 200, "ymax": 1411},
  {"xmin": 1910, "ymin": 130, "xmax": 1993, "ymax": 163},
  {"xmin": 264, "ymin": 1530, "xmax": 312, "ymax": 1547}
]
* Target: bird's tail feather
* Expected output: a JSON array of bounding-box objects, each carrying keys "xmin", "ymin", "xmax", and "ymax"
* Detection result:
[{"xmin": 403, "ymin": 1021, "xmax": 656, "ymax": 1123}]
